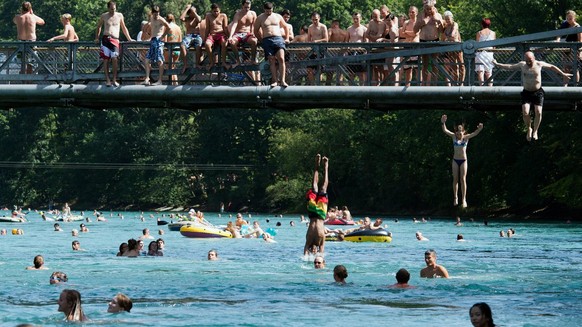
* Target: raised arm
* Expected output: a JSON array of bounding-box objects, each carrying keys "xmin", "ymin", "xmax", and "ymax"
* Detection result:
[
  {"xmin": 441, "ymin": 115, "xmax": 454, "ymax": 137},
  {"xmin": 491, "ymin": 59, "xmax": 523, "ymax": 70},
  {"xmin": 465, "ymin": 123, "xmax": 484, "ymax": 139},
  {"xmin": 540, "ymin": 61, "xmax": 573, "ymax": 78},
  {"xmin": 180, "ymin": 5, "xmax": 191, "ymax": 22}
]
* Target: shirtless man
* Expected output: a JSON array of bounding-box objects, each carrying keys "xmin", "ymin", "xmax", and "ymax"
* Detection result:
[
  {"xmin": 400, "ymin": 6, "xmax": 420, "ymax": 87},
  {"xmin": 95, "ymin": 1, "xmax": 134, "ymax": 87},
  {"xmin": 413, "ymin": 4, "xmax": 443, "ymax": 85},
  {"xmin": 328, "ymin": 20, "xmax": 348, "ymax": 42},
  {"xmin": 204, "ymin": 3, "xmax": 229, "ymax": 70},
  {"xmin": 165, "ymin": 14, "xmax": 182, "ymax": 85},
  {"xmin": 280, "ymin": 9, "xmax": 294, "ymax": 42},
  {"xmin": 47, "ymin": 14, "xmax": 78, "ymax": 42},
  {"xmin": 420, "ymin": 249, "xmax": 449, "ymax": 278},
  {"xmin": 307, "ymin": 12, "xmax": 328, "ymax": 85},
  {"xmin": 304, "ymin": 154, "xmax": 329, "ymax": 256},
  {"xmin": 228, "ymin": 0, "xmax": 258, "ymax": 67},
  {"xmin": 347, "ymin": 12, "xmax": 368, "ymax": 85},
  {"xmin": 292, "ymin": 25, "xmax": 308, "ymax": 42},
  {"xmin": 143, "ymin": 6, "xmax": 170, "ymax": 86},
  {"xmin": 14, "ymin": 2, "xmax": 44, "ymax": 41},
  {"xmin": 366, "ymin": 10, "xmax": 387, "ymax": 84},
  {"xmin": 492, "ymin": 52, "xmax": 572, "ymax": 141},
  {"xmin": 13, "ymin": 2, "xmax": 44, "ymax": 74},
  {"xmin": 179, "ymin": 4, "xmax": 202, "ymax": 71},
  {"xmin": 254, "ymin": 2, "xmax": 289, "ymax": 87}
]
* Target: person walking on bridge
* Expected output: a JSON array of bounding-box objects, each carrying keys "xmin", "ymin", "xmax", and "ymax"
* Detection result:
[{"xmin": 492, "ymin": 52, "xmax": 572, "ymax": 141}]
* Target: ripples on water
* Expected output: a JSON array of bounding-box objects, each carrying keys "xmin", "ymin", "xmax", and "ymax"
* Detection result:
[{"xmin": 1, "ymin": 212, "xmax": 581, "ymax": 326}]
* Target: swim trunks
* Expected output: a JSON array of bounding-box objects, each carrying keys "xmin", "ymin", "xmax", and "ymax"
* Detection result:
[
  {"xmin": 146, "ymin": 37, "xmax": 165, "ymax": 63},
  {"xmin": 233, "ymin": 32, "xmax": 254, "ymax": 44},
  {"xmin": 306, "ymin": 189, "xmax": 328, "ymax": 220},
  {"xmin": 262, "ymin": 36, "xmax": 286, "ymax": 57},
  {"xmin": 521, "ymin": 88, "xmax": 545, "ymax": 106},
  {"xmin": 182, "ymin": 33, "xmax": 203, "ymax": 48},
  {"xmin": 100, "ymin": 35, "xmax": 120, "ymax": 60},
  {"xmin": 206, "ymin": 33, "xmax": 226, "ymax": 46}
]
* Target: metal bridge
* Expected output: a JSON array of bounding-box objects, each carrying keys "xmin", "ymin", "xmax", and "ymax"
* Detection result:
[{"xmin": 0, "ymin": 28, "xmax": 581, "ymax": 111}]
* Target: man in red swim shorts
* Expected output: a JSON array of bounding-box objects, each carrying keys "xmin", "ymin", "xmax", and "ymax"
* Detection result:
[{"xmin": 304, "ymin": 154, "xmax": 329, "ymax": 255}]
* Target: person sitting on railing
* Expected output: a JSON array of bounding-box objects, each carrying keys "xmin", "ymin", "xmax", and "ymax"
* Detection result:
[
  {"xmin": 228, "ymin": 0, "xmax": 259, "ymax": 68},
  {"xmin": 47, "ymin": 14, "xmax": 78, "ymax": 42},
  {"xmin": 143, "ymin": 6, "xmax": 171, "ymax": 86},
  {"xmin": 204, "ymin": 3, "xmax": 229, "ymax": 70},
  {"xmin": 164, "ymin": 14, "xmax": 182, "ymax": 85},
  {"xmin": 179, "ymin": 4, "xmax": 203, "ymax": 72}
]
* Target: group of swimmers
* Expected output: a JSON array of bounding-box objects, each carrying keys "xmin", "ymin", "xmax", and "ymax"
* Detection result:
[{"xmin": 116, "ymin": 236, "xmax": 165, "ymax": 257}]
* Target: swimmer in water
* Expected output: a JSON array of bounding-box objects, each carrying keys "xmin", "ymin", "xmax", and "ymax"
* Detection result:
[{"xmin": 420, "ymin": 249, "xmax": 449, "ymax": 278}]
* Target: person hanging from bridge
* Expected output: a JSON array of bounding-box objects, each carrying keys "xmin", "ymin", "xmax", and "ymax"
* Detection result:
[
  {"xmin": 441, "ymin": 114, "xmax": 483, "ymax": 208},
  {"xmin": 492, "ymin": 52, "xmax": 572, "ymax": 141},
  {"xmin": 95, "ymin": 1, "xmax": 134, "ymax": 87},
  {"xmin": 304, "ymin": 154, "xmax": 329, "ymax": 256}
]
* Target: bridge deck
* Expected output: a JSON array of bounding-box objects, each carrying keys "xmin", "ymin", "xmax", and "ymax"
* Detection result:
[{"xmin": 0, "ymin": 28, "xmax": 580, "ymax": 111}]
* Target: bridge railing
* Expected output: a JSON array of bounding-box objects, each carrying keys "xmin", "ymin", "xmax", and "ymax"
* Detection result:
[{"xmin": 0, "ymin": 39, "xmax": 579, "ymax": 87}]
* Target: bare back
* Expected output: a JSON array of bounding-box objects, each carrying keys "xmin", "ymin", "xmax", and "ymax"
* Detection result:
[
  {"xmin": 14, "ymin": 12, "xmax": 44, "ymax": 41},
  {"xmin": 328, "ymin": 27, "xmax": 348, "ymax": 42}
]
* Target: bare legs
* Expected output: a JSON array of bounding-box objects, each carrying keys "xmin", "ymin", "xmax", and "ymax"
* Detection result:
[
  {"xmin": 304, "ymin": 154, "xmax": 328, "ymax": 256},
  {"xmin": 103, "ymin": 58, "xmax": 119, "ymax": 87},
  {"xmin": 522, "ymin": 103, "xmax": 542, "ymax": 141},
  {"xmin": 268, "ymin": 49, "xmax": 287, "ymax": 87},
  {"xmin": 452, "ymin": 159, "xmax": 468, "ymax": 208}
]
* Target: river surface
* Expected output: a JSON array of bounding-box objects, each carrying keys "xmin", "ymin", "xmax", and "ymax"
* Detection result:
[{"xmin": 1, "ymin": 211, "xmax": 580, "ymax": 326}]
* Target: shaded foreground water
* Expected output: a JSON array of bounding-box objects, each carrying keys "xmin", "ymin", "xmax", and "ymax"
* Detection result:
[{"xmin": 1, "ymin": 211, "xmax": 581, "ymax": 326}]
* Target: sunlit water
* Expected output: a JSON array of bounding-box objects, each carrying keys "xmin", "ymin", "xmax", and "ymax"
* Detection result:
[{"xmin": 1, "ymin": 211, "xmax": 581, "ymax": 326}]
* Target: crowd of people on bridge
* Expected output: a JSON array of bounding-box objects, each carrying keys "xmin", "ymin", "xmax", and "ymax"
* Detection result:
[{"xmin": 12, "ymin": 1, "xmax": 582, "ymax": 87}]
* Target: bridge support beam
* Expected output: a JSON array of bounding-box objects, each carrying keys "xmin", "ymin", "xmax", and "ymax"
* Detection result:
[{"xmin": 0, "ymin": 85, "xmax": 579, "ymax": 111}]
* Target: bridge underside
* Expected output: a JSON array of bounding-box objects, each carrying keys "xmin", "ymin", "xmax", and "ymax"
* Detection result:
[{"xmin": 0, "ymin": 85, "xmax": 579, "ymax": 111}]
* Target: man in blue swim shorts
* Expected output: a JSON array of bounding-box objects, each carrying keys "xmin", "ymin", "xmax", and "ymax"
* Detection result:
[
  {"xmin": 179, "ymin": 4, "xmax": 203, "ymax": 71},
  {"xmin": 144, "ymin": 6, "xmax": 171, "ymax": 86},
  {"xmin": 254, "ymin": 2, "xmax": 289, "ymax": 87}
]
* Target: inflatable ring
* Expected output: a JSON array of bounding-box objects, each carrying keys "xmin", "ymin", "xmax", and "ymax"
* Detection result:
[{"xmin": 344, "ymin": 229, "xmax": 392, "ymax": 243}]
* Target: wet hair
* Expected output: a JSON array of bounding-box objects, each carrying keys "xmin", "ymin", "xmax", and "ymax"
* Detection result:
[
  {"xmin": 33, "ymin": 255, "xmax": 44, "ymax": 268},
  {"xmin": 127, "ymin": 238, "xmax": 138, "ymax": 250},
  {"xmin": 334, "ymin": 265, "xmax": 348, "ymax": 279},
  {"xmin": 148, "ymin": 241, "xmax": 158, "ymax": 252},
  {"xmin": 470, "ymin": 302, "xmax": 495, "ymax": 327},
  {"xmin": 425, "ymin": 249, "xmax": 436, "ymax": 256},
  {"xmin": 263, "ymin": 2, "xmax": 273, "ymax": 10},
  {"xmin": 116, "ymin": 293, "xmax": 133, "ymax": 312},
  {"xmin": 396, "ymin": 268, "xmax": 410, "ymax": 283},
  {"xmin": 457, "ymin": 234, "xmax": 464, "ymax": 240},
  {"xmin": 208, "ymin": 249, "xmax": 218, "ymax": 257},
  {"xmin": 61, "ymin": 289, "xmax": 86, "ymax": 321},
  {"xmin": 481, "ymin": 18, "xmax": 491, "ymax": 28},
  {"xmin": 50, "ymin": 271, "xmax": 68, "ymax": 284},
  {"xmin": 118, "ymin": 242, "xmax": 128, "ymax": 254},
  {"xmin": 142, "ymin": 228, "xmax": 149, "ymax": 235},
  {"xmin": 314, "ymin": 255, "xmax": 325, "ymax": 264}
]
